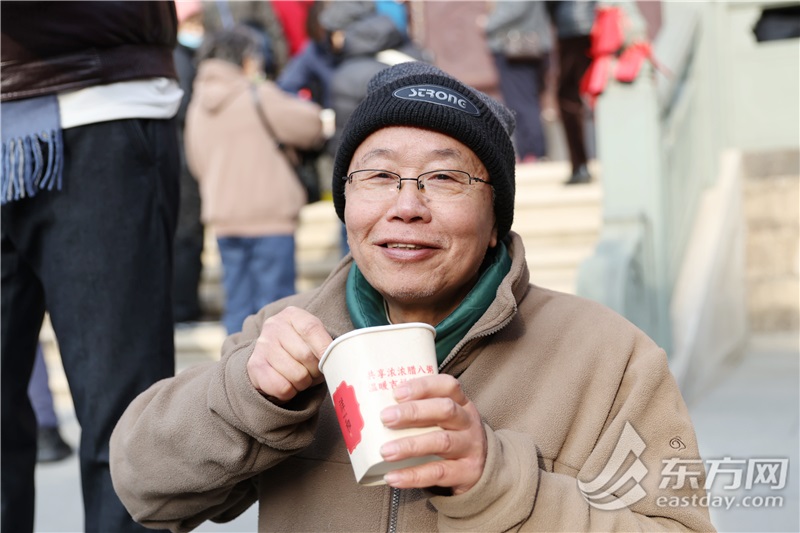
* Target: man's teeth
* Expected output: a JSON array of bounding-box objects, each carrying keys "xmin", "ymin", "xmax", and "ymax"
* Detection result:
[{"xmin": 387, "ymin": 243, "xmax": 422, "ymax": 249}]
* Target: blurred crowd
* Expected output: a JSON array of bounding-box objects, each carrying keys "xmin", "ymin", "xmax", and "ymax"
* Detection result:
[
  {"xmin": 1, "ymin": 1, "xmax": 597, "ymax": 531},
  {"xmin": 169, "ymin": 0, "xmax": 598, "ymax": 328}
]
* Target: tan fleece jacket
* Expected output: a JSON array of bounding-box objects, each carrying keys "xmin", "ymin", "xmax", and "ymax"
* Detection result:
[
  {"xmin": 110, "ymin": 233, "xmax": 715, "ymax": 532},
  {"xmin": 185, "ymin": 59, "xmax": 323, "ymax": 237}
]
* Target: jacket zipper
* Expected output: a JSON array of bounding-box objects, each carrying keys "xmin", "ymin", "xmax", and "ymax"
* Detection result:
[
  {"xmin": 387, "ymin": 487, "xmax": 401, "ymax": 533},
  {"xmin": 385, "ymin": 305, "xmax": 516, "ymax": 532},
  {"xmin": 438, "ymin": 301, "xmax": 517, "ymax": 370}
]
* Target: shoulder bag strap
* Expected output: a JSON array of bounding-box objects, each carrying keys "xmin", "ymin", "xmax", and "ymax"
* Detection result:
[{"xmin": 250, "ymin": 84, "xmax": 287, "ymax": 151}]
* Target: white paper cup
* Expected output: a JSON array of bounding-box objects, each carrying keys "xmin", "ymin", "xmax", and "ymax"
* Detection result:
[{"xmin": 318, "ymin": 323, "xmax": 443, "ymax": 486}]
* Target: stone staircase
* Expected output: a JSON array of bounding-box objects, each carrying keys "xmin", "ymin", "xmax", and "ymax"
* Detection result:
[
  {"xmin": 741, "ymin": 149, "xmax": 800, "ymax": 332},
  {"xmin": 513, "ymin": 161, "xmax": 602, "ymax": 294},
  {"xmin": 41, "ymin": 160, "xmax": 602, "ymax": 406}
]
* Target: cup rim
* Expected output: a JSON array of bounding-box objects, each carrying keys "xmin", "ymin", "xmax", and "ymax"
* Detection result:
[{"xmin": 318, "ymin": 322, "xmax": 436, "ymax": 373}]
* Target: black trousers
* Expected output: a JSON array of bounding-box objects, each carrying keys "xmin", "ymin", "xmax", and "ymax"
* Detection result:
[
  {"xmin": 172, "ymin": 136, "xmax": 204, "ymax": 323},
  {"xmin": 557, "ymin": 35, "xmax": 593, "ymax": 173},
  {"xmin": 1, "ymin": 118, "xmax": 178, "ymax": 532}
]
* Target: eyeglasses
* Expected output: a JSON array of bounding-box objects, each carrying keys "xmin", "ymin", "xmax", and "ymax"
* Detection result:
[{"xmin": 342, "ymin": 169, "xmax": 491, "ymax": 201}]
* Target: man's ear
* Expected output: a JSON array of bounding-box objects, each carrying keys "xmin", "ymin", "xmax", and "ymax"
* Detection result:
[{"xmin": 489, "ymin": 222, "xmax": 498, "ymax": 249}]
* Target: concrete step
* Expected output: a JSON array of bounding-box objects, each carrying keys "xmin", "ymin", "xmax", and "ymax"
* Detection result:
[
  {"xmin": 514, "ymin": 209, "xmax": 602, "ymax": 238},
  {"xmin": 524, "ymin": 245, "xmax": 597, "ymax": 294},
  {"xmin": 527, "ymin": 271, "xmax": 579, "ymax": 294},
  {"xmin": 515, "ymin": 160, "xmax": 602, "ymax": 186},
  {"xmin": 516, "ymin": 181, "xmax": 603, "ymax": 208},
  {"xmin": 174, "ymin": 322, "xmax": 227, "ymax": 365},
  {"xmin": 525, "ymin": 245, "xmax": 595, "ymax": 270},
  {"xmin": 741, "ymin": 152, "xmax": 799, "ymax": 331},
  {"xmin": 520, "ymin": 232, "xmax": 600, "ymax": 249}
]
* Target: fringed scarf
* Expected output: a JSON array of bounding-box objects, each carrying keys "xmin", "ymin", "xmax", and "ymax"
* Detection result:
[{"xmin": 1, "ymin": 95, "xmax": 64, "ymax": 205}]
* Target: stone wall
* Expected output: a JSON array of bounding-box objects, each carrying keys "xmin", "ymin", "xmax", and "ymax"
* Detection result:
[{"xmin": 743, "ymin": 150, "xmax": 800, "ymax": 331}]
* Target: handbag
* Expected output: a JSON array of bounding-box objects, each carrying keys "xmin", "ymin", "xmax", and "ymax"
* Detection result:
[
  {"xmin": 250, "ymin": 85, "xmax": 322, "ymax": 204},
  {"xmin": 502, "ymin": 29, "xmax": 544, "ymax": 60}
]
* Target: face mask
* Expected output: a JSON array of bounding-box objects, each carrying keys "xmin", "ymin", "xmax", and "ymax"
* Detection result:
[{"xmin": 178, "ymin": 31, "xmax": 204, "ymax": 50}]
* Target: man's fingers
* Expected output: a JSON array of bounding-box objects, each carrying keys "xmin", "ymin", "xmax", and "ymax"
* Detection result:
[
  {"xmin": 266, "ymin": 343, "xmax": 317, "ymax": 389},
  {"xmin": 380, "ymin": 427, "xmax": 460, "ymax": 460},
  {"xmin": 376, "ymin": 375, "xmax": 487, "ymax": 494},
  {"xmin": 380, "ymin": 427, "xmax": 486, "ymax": 494},
  {"xmin": 284, "ymin": 306, "xmax": 333, "ymax": 362},
  {"xmin": 261, "ymin": 329, "xmax": 321, "ymax": 382},
  {"xmin": 380, "ymin": 397, "xmax": 470, "ymax": 430},
  {"xmin": 256, "ymin": 369, "xmax": 299, "ymax": 403},
  {"xmin": 247, "ymin": 307, "xmax": 333, "ymax": 401},
  {"xmin": 380, "ymin": 375, "xmax": 473, "ymax": 431},
  {"xmin": 393, "ymin": 374, "xmax": 469, "ymax": 405},
  {"xmin": 381, "ymin": 456, "xmax": 482, "ymax": 494}
]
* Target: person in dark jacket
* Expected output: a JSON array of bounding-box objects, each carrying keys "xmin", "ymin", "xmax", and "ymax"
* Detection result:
[
  {"xmin": 548, "ymin": 0, "xmax": 597, "ymax": 184},
  {"xmin": 202, "ymin": 0, "xmax": 289, "ymax": 78},
  {"xmin": 173, "ymin": 0, "xmax": 206, "ymax": 323},
  {"xmin": 485, "ymin": 0, "xmax": 553, "ymax": 162},
  {"xmin": 1, "ymin": 2, "xmax": 181, "ymax": 531},
  {"xmin": 321, "ymin": 0, "xmax": 426, "ymax": 158},
  {"xmin": 317, "ymin": 0, "xmax": 427, "ymax": 256},
  {"xmin": 277, "ymin": 0, "xmax": 336, "ymax": 109}
]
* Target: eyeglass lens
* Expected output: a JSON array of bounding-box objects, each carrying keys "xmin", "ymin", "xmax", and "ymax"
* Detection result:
[{"xmin": 346, "ymin": 170, "xmax": 486, "ymax": 199}]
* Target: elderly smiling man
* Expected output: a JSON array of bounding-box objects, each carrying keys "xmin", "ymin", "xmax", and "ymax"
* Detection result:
[{"xmin": 110, "ymin": 63, "xmax": 715, "ymax": 532}]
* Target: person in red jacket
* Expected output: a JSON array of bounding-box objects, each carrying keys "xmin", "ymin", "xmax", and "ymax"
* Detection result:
[{"xmin": 270, "ymin": 0, "xmax": 314, "ymax": 57}]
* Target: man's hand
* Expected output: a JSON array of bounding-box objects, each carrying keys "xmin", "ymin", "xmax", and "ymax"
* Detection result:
[
  {"xmin": 378, "ymin": 374, "xmax": 487, "ymax": 495},
  {"xmin": 246, "ymin": 306, "xmax": 332, "ymax": 403}
]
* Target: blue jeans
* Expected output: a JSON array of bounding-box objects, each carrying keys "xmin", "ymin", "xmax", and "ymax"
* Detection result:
[
  {"xmin": 2, "ymin": 118, "xmax": 178, "ymax": 532},
  {"xmin": 217, "ymin": 235, "xmax": 296, "ymax": 334},
  {"xmin": 493, "ymin": 52, "xmax": 548, "ymax": 159}
]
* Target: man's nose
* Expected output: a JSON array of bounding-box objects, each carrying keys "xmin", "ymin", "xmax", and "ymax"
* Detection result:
[{"xmin": 390, "ymin": 178, "xmax": 430, "ymax": 220}]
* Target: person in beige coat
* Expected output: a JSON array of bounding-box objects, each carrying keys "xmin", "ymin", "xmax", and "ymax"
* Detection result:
[
  {"xmin": 185, "ymin": 25, "xmax": 323, "ymax": 334},
  {"xmin": 111, "ymin": 62, "xmax": 715, "ymax": 532}
]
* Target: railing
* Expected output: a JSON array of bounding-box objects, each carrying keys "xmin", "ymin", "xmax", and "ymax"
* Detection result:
[{"xmin": 576, "ymin": 2, "xmax": 718, "ymax": 354}]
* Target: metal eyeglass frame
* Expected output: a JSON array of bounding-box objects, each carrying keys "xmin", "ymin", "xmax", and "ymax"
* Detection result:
[{"xmin": 342, "ymin": 169, "xmax": 492, "ymax": 192}]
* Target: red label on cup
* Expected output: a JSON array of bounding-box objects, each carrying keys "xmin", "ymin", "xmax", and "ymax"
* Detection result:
[{"xmin": 332, "ymin": 381, "xmax": 364, "ymax": 454}]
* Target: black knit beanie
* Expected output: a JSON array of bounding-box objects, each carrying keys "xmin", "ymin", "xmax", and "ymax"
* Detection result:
[{"xmin": 332, "ymin": 62, "xmax": 517, "ymax": 241}]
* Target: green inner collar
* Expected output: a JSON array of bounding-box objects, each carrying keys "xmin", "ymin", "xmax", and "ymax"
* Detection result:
[{"xmin": 346, "ymin": 241, "xmax": 511, "ymax": 364}]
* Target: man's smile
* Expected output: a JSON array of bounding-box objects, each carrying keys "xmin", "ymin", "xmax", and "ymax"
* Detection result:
[{"xmin": 384, "ymin": 243, "xmax": 425, "ymax": 250}]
